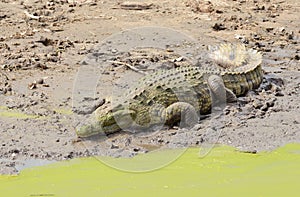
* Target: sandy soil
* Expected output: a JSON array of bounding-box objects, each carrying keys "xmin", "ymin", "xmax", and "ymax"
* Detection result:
[{"xmin": 0, "ymin": 0, "xmax": 299, "ymax": 174}]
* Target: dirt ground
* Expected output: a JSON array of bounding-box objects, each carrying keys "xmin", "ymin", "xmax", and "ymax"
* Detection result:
[{"xmin": 0, "ymin": 0, "xmax": 299, "ymax": 174}]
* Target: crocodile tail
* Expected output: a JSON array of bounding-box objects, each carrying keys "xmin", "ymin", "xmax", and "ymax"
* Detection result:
[{"xmin": 209, "ymin": 43, "xmax": 263, "ymax": 96}]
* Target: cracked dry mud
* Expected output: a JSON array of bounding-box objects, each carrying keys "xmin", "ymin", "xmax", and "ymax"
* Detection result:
[{"xmin": 0, "ymin": 0, "xmax": 299, "ymax": 174}]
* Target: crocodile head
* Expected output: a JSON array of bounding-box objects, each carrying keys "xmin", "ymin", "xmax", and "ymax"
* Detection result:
[{"xmin": 76, "ymin": 109, "xmax": 136, "ymax": 137}]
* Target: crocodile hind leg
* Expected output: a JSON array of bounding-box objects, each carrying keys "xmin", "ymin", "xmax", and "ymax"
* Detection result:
[
  {"xmin": 162, "ymin": 75, "xmax": 236, "ymax": 128},
  {"xmin": 208, "ymin": 75, "xmax": 237, "ymax": 103},
  {"xmin": 163, "ymin": 102, "xmax": 199, "ymax": 128}
]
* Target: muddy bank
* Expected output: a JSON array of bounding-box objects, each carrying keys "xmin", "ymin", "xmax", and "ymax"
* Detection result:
[{"xmin": 0, "ymin": 0, "xmax": 299, "ymax": 174}]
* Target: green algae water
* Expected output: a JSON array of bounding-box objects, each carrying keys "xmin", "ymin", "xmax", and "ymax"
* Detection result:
[
  {"xmin": 0, "ymin": 105, "xmax": 72, "ymax": 119},
  {"xmin": 0, "ymin": 106, "xmax": 41, "ymax": 119},
  {"xmin": 0, "ymin": 144, "xmax": 300, "ymax": 196}
]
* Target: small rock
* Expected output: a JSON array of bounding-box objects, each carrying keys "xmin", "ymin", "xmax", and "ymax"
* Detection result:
[
  {"xmin": 252, "ymin": 100, "xmax": 263, "ymax": 109},
  {"xmin": 111, "ymin": 144, "xmax": 119, "ymax": 149},
  {"xmin": 223, "ymin": 106, "xmax": 231, "ymax": 115},
  {"xmin": 34, "ymin": 78, "xmax": 44, "ymax": 84},
  {"xmin": 271, "ymin": 106, "xmax": 281, "ymax": 112},
  {"xmin": 42, "ymin": 84, "xmax": 50, "ymax": 87},
  {"xmin": 261, "ymin": 104, "xmax": 268, "ymax": 112},
  {"xmin": 212, "ymin": 23, "xmax": 226, "ymax": 31},
  {"xmin": 271, "ymin": 84, "xmax": 282, "ymax": 92},
  {"xmin": 265, "ymin": 27, "xmax": 274, "ymax": 32},
  {"xmin": 111, "ymin": 49, "xmax": 118, "ymax": 53},
  {"xmin": 11, "ymin": 153, "xmax": 17, "ymax": 159},
  {"xmin": 120, "ymin": 1, "xmax": 153, "ymax": 10},
  {"xmin": 293, "ymin": 120, "xmax": 299, "ymax": 124},
  {"xmin": 266, "ymin": 99, "xmax": 276, "ymax": 107},
  {"xmin": 89, "ymin": 2, "xmax": 97, "ymax": 6},
  {"xmin": 174, "ymin": 57, "xmax": 184, "ymax": 62},
  {"xmin": 259, "ymin": 81, "xmax": 272, "ymax": 92},
  {"xmin": 279, "ymin": 27, "xmax": 285, "ymax": 32},
  {"xmin": 194, "ymin": 138, "xmax": 201, "ymax": 145},
  {"xmin": 36, "ymin": 37, "xmax": 54, "ymax": 46},
  {"xmin": 287, "ymin": 32, "xmax": 294, "ymax": 40},
  {"xmin": 275, "ymin": 92, "xmax": 284, "ymax": 97},
  {"xmin": 28, "ymin": 82, "xmax": 37, "ymax": 90},
  {"xmin": 65, "ymin": 152, "xmax": 74, "ymax": 159}
]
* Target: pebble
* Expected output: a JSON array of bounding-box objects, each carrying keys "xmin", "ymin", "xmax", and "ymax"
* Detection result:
[
  {"xmin": 252, "ymin": 100, "xmax": 263, "ymax": 109},
  {"xmin": 133, "ymin": 148, "xmax": 140, "ymax": 152},
  {"xmin": 111, "ymin": 49, "xmax": 118, "ymax": 53},
  {"xmin": 28, "ymin": 83, "xmax": 37, "ymax": 90},
  {"xmin": 35, "ymin": 78, "xmax": 44, "ymax": 84},
  {"xmin": 11, "ymin": 153, "xmax": 17, "ymax": 159},
  {"xmin": 275, "ymin": 92, "xmax": 284, "ymax": 97},
  {"xmin": 111, "ymin": 144, "xmax": 119, "ymax": 149},
  {"xmin": 212, "ymin": 23, "xmax": 226, "ymax": 31},
  {"xmin": 261, "ymin": 104, "xmax": 269, "ymax": 111}
]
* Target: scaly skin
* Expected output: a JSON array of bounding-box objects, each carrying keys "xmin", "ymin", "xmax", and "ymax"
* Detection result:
[{"xmin": 76, "ymin": 44, "xmax": 263, "ymax": 137}]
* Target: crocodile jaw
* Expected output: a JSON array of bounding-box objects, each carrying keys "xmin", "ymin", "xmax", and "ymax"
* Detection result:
[
  {"xmin": 76, "ymin": 122, "xmax": 109, "ymax": 138},
  {"xmin": 76, "ymin": 110, "xmax": 136, "ymax": 137}
]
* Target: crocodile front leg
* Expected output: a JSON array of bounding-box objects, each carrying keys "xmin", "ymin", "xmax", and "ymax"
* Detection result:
[
  {"xmin": 208, "ymin": 75, "xmax": 237, "ymax": 103},
  {"xmin": 163, "ymin": 102, "xmax": 199, "ymax": 128}
]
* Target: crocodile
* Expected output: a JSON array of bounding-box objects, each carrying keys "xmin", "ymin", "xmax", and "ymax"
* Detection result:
[{"xmin": 76, "ymin": 43, "xmax": 263, "ymax": 137}]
